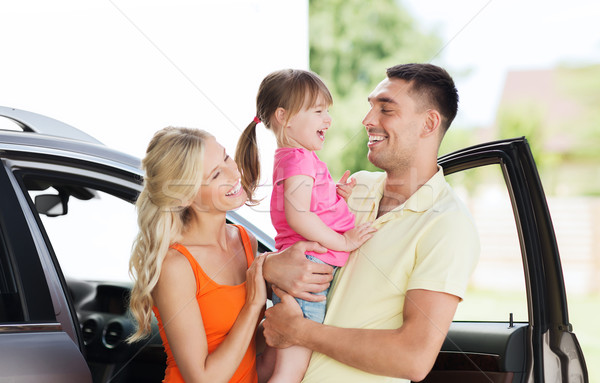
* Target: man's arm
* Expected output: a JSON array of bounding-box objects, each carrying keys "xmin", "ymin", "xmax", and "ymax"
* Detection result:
[
  {"xmin": 263, "ymin": 287, "xmax": 459, "ymax": 382},
  {"xmin": 262, "ymin": 241, "xmax": 333, "ymax": 302}
]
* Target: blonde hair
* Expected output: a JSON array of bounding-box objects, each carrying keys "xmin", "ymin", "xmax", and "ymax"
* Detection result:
[
  {"xmin": 235, "ymin": 69, "xmax": 333, "ymax": 204},
  {"xmin": 128, "ymin": 127, "xmax": 210, "ymax": 342}
]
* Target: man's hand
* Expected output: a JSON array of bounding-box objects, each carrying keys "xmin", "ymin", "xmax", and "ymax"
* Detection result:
[
  {"xmin": 336, "ymin": 170, "xmax": 356, "ymax": 202},
  {"xmin": 263, "ymin": 286, "xmax": 305, "ymax": 348},
  {"xmin": 263, "ymin": 241, "xmax": 333, "ymax": 302}
]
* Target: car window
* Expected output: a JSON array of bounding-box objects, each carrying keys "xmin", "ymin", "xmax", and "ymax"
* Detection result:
[
  {"xmin": 21, "ymin": 173, "xmax": 138, "ymax": 284},
  {"xmin": 445, "ymin": 164, "xmax": 528, "ymax": 322},
  {"xmin": 33, "ymin": 189, "xmax": 137, "ymax": 283}
]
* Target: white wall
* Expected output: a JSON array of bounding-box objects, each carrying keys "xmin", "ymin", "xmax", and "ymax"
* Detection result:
[{"xmin": 1, "ymin": 0, "xmax": 308, "ymax": 236}]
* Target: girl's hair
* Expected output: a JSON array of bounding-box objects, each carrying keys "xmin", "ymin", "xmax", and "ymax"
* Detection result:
[
  {"xmin": 235, "ymin": 69, "xmax": 332, "ymax": 204},
  {"xmin": 128, "ymin": 127, "xmax": 211, "ymax": 342}
]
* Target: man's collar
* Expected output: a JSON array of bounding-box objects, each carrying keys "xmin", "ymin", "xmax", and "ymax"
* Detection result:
[{"xmin": 387, "ymin": 166, "xmax": 445, "ymax": 214}]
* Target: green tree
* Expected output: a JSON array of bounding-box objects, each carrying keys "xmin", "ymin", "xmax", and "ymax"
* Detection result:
[
  {"xmin": 309, "ymin": 0, "xmax": 442, "ymax": 178},
  {"xmin": 497, "ymin": 102, "xmax": 549, "ymax": 167}
]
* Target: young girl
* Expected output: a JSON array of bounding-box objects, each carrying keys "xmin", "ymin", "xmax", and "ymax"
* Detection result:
[
  {"xmin": 128, "ymin": 127, "xmax": 268, "ymax": 383},
  {"xmin": 235, "ymin": 69, "xmax": 375, "ymax": 382}
]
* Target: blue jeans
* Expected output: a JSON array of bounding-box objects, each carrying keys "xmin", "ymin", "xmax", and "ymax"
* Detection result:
[{"xmin": 271, "ymin": 254, "xmax": 337, "ymax": 324}]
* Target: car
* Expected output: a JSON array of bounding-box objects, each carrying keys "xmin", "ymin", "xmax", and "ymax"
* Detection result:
[{"xmin": 0, "ymin": 105, "xmax": 588, "ymax": 382}]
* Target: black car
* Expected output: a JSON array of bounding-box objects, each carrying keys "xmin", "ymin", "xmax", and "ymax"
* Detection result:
[{"xmin": 0, "ymin": 106, "xmax": 588, "ymax": 382}]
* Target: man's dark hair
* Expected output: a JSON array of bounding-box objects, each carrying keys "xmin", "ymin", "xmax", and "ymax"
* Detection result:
[{"xmin": 386, "ymin": 63, "xmax": 458, "ymax": 133}]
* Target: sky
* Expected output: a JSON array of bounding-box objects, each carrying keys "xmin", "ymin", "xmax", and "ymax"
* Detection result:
[
  {"xmin": 3, "ymin": 0, "xmax": 599, "ymax": 159},
  {"xmin": 4, "ymin": 1, "xmax": 599, "ymax": 148},
  {"xmin": 1, "ymin": 0, "xmax": 305, "ymax": 160},
  {"xmin": 403, "ymin": 0, "xmax": 600, "ymax": 128}
]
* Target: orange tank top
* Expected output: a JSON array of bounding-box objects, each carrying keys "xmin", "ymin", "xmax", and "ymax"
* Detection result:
[{"xmin": 152, "ymin": 225, "xmax": 258, "ymax": 383}]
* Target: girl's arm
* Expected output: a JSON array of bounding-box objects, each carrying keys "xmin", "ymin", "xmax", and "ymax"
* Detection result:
[
  {"xmin": 153, "ymin": 249, "xmax": 266, "ymax": 383},
  {"xmin": 283, "ymin": 175, "xmax": 374, "ymax": 252}
]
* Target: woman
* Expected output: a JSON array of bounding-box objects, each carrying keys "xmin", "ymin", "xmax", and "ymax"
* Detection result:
[{"xmin": 128, "ymin": 127, "xmax": 267, "ymax": 383}]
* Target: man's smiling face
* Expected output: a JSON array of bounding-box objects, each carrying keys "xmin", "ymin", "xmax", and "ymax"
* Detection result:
[{"xmin": 362, "ymin": 78, "xmax": 428, "ymax": 173}]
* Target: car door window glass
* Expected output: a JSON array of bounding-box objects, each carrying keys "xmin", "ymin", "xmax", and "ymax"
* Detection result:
[
  {"xmin": 445, "ymin": 164, "xmax": 528, "ymax": 322},
  {"xmin": 26, "ymin": 183, "xmax": 137, "ymax": 283}
]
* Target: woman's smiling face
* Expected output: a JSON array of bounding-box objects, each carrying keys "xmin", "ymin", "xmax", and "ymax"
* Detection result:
[{"xmin": 193, "ymin": 136, "xmax": 246, "ymax": 213}]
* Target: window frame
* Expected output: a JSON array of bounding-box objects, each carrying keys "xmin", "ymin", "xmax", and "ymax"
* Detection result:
[{"xmin": 0, "ymin": 160, "xmax": 55, "ymax": 324}]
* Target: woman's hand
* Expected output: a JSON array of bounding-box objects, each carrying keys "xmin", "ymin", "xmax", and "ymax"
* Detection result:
[{"xmin": 246, "ymin": 253, "xmax": 267, "ymax": 308}]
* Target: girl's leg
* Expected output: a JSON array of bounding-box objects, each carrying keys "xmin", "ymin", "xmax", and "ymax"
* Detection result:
[
  {"xmin": 268, "ymin": 345, "xmax": 312, "ymax": 383},
  {"xmin": 257, "ymin": 345, "xmax": 276, "ymax": 383},
  {"xmin": 256, "ymin": 321, "xmax": 276, "ymax": 383},
  {"xmin": 267, "ymin": 256, "xmax": 333, "ymax": 382}
]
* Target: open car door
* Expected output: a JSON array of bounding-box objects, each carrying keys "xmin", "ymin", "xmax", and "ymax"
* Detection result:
[{"xmin": 417, "ymin": 137, "xmax": 588, "ymax": 383}]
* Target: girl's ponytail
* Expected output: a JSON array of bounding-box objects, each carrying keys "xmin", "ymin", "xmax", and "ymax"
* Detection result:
[{"xmin": 235, "ymin": 119, "xmax": 261, "ymax": 205}]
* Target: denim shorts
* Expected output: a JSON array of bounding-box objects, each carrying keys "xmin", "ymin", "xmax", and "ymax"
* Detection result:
[{"xmin": 271, "ymin": 254, "xmax": 338, "ymax": 324}]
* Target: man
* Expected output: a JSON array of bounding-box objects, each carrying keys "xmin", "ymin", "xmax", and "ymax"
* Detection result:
[{"xmin": 262, "ymin": 63, "xmax": 480, "ymax": 382}]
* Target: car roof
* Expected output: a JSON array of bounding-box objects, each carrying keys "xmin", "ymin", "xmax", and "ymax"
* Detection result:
[{"xmin": 0, "ymin": 106, "xmax": 141, "ymax": 173}]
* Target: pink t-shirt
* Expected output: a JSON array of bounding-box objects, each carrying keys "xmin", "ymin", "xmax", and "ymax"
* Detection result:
[{"xmin": 270, "ymin": 147, "xmax": 355, "ymax": 266}]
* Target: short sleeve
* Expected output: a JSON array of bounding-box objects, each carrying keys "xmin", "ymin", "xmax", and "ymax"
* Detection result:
[
  {"xmin": 407, "ymin": 210, "xmax": 480, "ymax": 300},
  {"xmin": 273, "ymin": 148, "xmax": 317, "ymax": 185}
]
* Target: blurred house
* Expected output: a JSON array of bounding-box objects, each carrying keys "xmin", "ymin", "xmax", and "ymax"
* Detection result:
[
  {"xmin": 489, "ymin": 65, "xmax": 600, "ymax": 294},
  {"xmin": 496, "ymin": 65, "xmax": 600, "ymax": 196}
]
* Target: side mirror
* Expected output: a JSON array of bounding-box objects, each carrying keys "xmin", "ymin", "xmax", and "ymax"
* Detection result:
[{"xmin": 35, "ymin": 194, "xmax": 69, "ymax": 217}]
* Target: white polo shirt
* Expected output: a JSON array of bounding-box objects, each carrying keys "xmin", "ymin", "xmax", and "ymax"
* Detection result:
[{"xmin": 303, "ymin": 167, "xmax": 480, "ymax": 383}]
